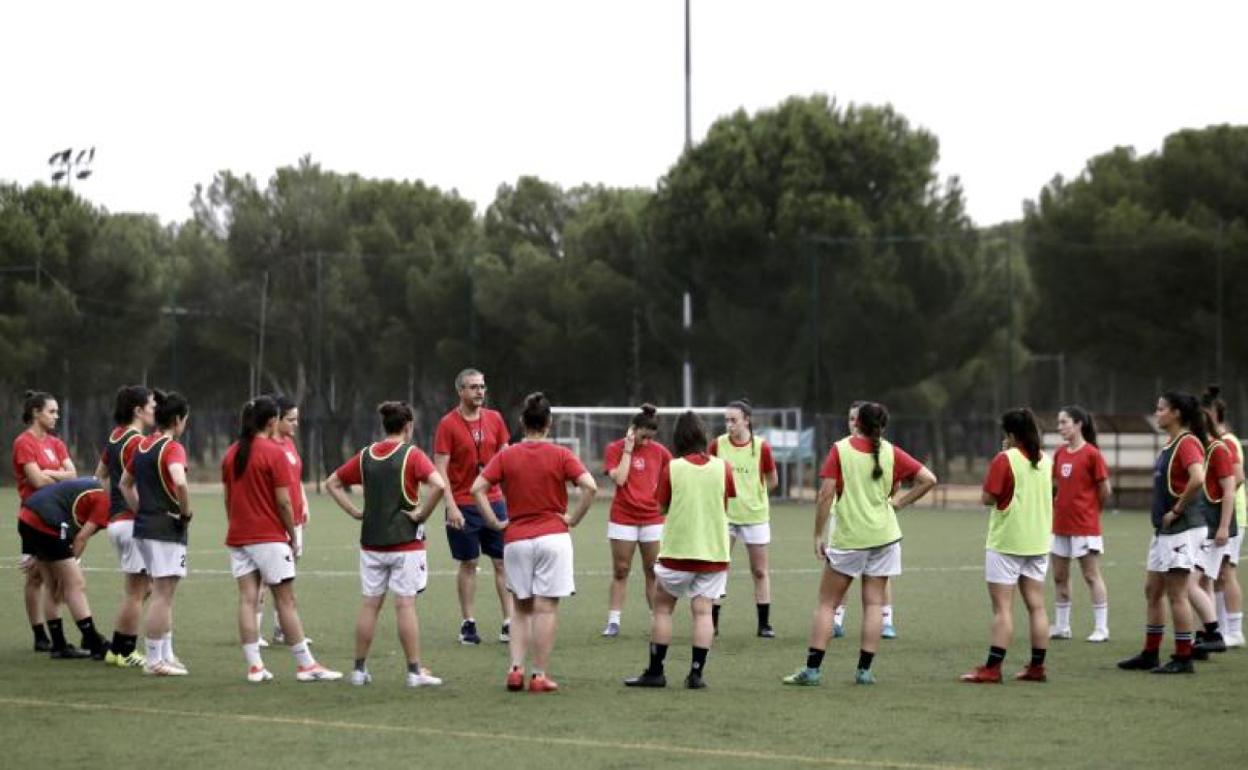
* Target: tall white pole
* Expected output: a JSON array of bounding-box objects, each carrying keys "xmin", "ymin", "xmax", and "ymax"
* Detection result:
[{"xmin": 682, "ymin": 291, "xmax": 693, "ymax": 407}]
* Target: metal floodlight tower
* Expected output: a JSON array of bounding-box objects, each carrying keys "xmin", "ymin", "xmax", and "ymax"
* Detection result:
[{"xmin": 48, "ymin": 146, "xmax": 96, "ymax": 188}]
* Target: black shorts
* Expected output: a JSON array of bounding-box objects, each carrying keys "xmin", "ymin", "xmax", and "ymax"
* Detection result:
[
  {"xmin": 446, "ymin": 501, "xmax": 507, "ymax": 561},
  {"xmin": 18, "ymin": 521, "xmax": 74, "ymax": 562}
]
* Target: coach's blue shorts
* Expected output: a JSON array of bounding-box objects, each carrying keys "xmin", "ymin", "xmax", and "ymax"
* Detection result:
[{"xmin": 446, "ymin": 501, "xmax": 507, "ymax": 562}]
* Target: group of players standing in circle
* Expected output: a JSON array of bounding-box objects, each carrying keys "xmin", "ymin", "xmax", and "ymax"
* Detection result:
[{"xmin": 11, "ymin": 370, "xmax": 1245, "ymax": 689}]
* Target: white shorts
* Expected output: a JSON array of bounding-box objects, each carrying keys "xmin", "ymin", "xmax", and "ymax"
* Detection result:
[
  {"xmin": 504, "ymin": 533, "xmax": 575, "ymax": 600},
  {"xmin": 1146, "ymin": 530, "xmax": 1199, "ymax": 573},
  {"xmin": 654, "ymin": 563, "xmax": 728, "ymax": 600},
  {"xmin": 825, "ymin": 541, "xmax": 902, "ymax": 578},
  {"xmin": 293, "ymin": 524, "xmax": 304, "ymax": 558},
  {"xmin": 230, "ymin": 542, "xmax": 296, "ymax": 585},
  {"xmin": 135, "ymin": 538, "xmax": 187, "ymax": 579},
  {"xmin": 359, "ymin": 548, "xmax": 428, "ymax": 597},
  {"xmin": 1050, "ymin": 534, "xmax": 1104, "ymax": 559},
  {"xmin": 1196, "ymin": 535, "xmax": 1238, "ymax": 575},
  {"xmin": 985, "ymin": 549, "xmax": 1049, "ymax": 585},
  {"xmin": 107, "ymin": 519, "xmax": 146, "ymax": 574},
  {"xmin": 607, "ymin": 522, "xmax": 664, "ymax": 543},
  {"xmin": 728, "ymin": 522, "xmax": 771, "ymax": 545}
]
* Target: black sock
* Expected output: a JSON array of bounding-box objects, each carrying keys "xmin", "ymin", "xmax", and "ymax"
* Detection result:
[
  {"xmin": 690, "ymin": 646, "xmax": 708, "ymax": 675},
  {"xmin": 32, "ymin": 624, "xmax": 49, "ymax": 644},
  {"xmin": 75, "ymin": 617, "xmax": 102, "ymax": 650},
  {"xmin": 1205, "ymin": 621, "xmax": 1221, "ymax": 636},
  {"xmin": 354, "ymin": 658, "xmax": 367, "ymax": 672},
  {"xmin": 806, "ymin": 647, "xmax": 826, "ymax": 670},
  {"xmin": 985, "ymin": 646, "xmax": 1006, "ymax": 669},
  {"xmin": 47, "ymin": 618, "xmax": 67, "ymax": 650},
  {"xmin": 858, "ymin": 649, "xmax": 875, "ymax": 671},
  {"xmin": 1030, "ymin": 647, "xmax": 1047, "ymax": 667},
  {"xmin": 407, "ymin": 661, "xmax": 421, "ymax": 675},
  {"xmin": 757, "ymin": 603, "xmax": 771, "ymax": 628},
  {"xmin": 647, "ymin": 642, "xmax": 668, "ymax": 674},
  {"xmin": 711, "ymin": 604, "xmax": 721, "ymax": 630},
  {"xmin": 111, "ymin": 632, "xmax": 136, "ymax": 657}
]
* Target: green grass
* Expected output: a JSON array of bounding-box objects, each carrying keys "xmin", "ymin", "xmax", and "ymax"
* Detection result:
[{"xmin": 1, "ymin": 490, "xmax": 1243, "ymax": 769}]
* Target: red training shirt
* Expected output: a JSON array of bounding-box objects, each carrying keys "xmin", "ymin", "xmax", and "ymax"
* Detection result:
[
  {"xmin": 18, "ymin": 487, "xmax": 109, "ymax": 536},
  {"xmin": 334, "ymin": 440, "xmax": 437, "ymax": 552},
  {"xmin": 982, "ymin": 448, "xmax": 1044, "ymax": 511},
  {"xmin": 1166, "ymin": 434, "xmax": 1206, "ymax": 496},
  {"xmin": 818, "ymin": 436, "xmax": 923, "ymax": 496},
  {"xmin": 1051, "ymin": 443, "xmax": 1110, "ymax": 536},
  {"xmin": 279, "ymin": 437, "xmax": 307, "ymax": 526},
  {"xmin": 222, "ymin": 437, "xmax": 297, "ymax": 547},
  {"xmin": 604, "ymin": 438, "xmax": 671, "ymax": 526},
  {"xmin": 656, "ymin": 453, "xmax": 736, "ymax": 572},
  {"xmin": 1204, "ymin": 441, "xmax": 1234, "ymax": 502},
  {"xmin": 12, "ymin": 430, "xmax": 70, "ymax": 503},
  {"xmin": 434, "ymin": 408, "xmax": 509, "ymax": 506},
  {"xmin": 480, "ymin": 441, "xmax": 587, "ymax": 544}
]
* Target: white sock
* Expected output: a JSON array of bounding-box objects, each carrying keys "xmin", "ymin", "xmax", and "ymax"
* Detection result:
[
  {"xmin": 162, "ymin": 632, "xmax": 175, "ymax": 661},
  {"xmin": 1092, "ymin": 603, "xmax": 1108, "ymax": 632},
  {"xmin": 608, "ymin": 610, "xmax": 622, "ymax": 625},
  {"xmin": 145, "ymin": 637, "xmax": 163, "ymax": 664},
  {"xmin": 243, "ymin": 642, "xmax": 263, "ymax": 668},
  {"xmin": 1055, "ymin": 601, "xmax": 1072, "ymax": 630},
  {"xmin": 881, "ymin": 605, "xmax": 894, "ymax": 625},
  {"xmin": 1215, "ymin": 592, "xmax": 1228, "ymax": 631},
  {"xmin": 833, "ymin": 605, "xmax": 845, "ymax": 625},
  {"xmin": 1229, "ymin": 612, "xmax": 1244, "ymax": 637},
  {"xmin": 290, "ymin": 640, "xmax": 315, "ymax": 668}
]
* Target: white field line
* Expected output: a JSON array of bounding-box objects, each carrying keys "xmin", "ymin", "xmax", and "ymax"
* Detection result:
[{"xmin": 0, "ymin": 696, "xmax": 981, "ymax": 770}]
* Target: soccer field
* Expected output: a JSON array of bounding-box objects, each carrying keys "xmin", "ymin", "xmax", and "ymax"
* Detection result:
[{"xmin": 1, "ymin": 490, "xmax": 1242, "ymax": 769}]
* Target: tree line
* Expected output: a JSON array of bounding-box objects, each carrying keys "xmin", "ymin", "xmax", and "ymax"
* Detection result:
[{"xmin": 2, "ymin": 95, "xmax": 1245, "ymax": 477}]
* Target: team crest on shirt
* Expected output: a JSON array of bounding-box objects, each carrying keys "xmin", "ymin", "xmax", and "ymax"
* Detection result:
[
  {"xmin": 632, "ymin": 457, "xmax": 646, "ymax": 471},
  {"xmin": 1060, "ymin": 463, "xmax": 1073, "ymax": 478},
  {"xmin": 472, "ymin": 430, "xmax": 482, "ymax": 441},
  {"xmin": 286, "ymin": 451, "xmax": 298, "ymax": 465},
  {"xmin": 43, "ymin": 448, "xmax": 57, "ymax": 462}
]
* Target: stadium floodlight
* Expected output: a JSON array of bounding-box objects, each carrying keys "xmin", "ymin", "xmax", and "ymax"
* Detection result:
[{"xmin": 48, "ymin": 145, "xmax": 96, "ymax": 189}]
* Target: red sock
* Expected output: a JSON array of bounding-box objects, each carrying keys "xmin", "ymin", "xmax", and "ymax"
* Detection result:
[
  {"xmin": 1145, "ymin": 626, "xmax": 1164, "ymax": 653},
  {"xmin": 1176, "ymin": 637, "xmax": 1193, "ymax": 657}
]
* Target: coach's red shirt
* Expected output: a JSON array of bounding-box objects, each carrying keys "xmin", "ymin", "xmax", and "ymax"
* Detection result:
[
  {"xmin": 818, "ymin": 437, "xmax": 922, "ymax": 497},
  {"xmin": 480, "ymin": 441, "xmax": 586, "ymax": 544},
  {"xmin": 222, "ymin": 437, "xmax": 297, "ymax": 547},
  {"xmin": 334, "ymin": 440, "xmax": 436, "ymax": 552},
  {"xmin": 605, "ymin": 438, "xmax": 671, "ymax": 526},
  {"xmin": 434, "ymin": 408, "xmax": 509, "ymax": 506},
  {"xmin": 1051, "ymin": 443, "xmax": 1109, "ymax": 536},
  {"xmin": 12, "ymin": 430, "xmax": 70, "ymax": 503}
]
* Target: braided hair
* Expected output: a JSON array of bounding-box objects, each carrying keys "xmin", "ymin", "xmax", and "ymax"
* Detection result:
[{"xmin": 856, "ymin": 402, "xmax": 889, "ymax": 480}]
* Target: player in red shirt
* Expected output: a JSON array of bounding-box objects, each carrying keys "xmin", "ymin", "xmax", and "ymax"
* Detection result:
[
  {"xmin": 12, "ymin": 390, "xmax": 76, "ymax": 652},
  {"xmin": 257, "ymin": 393, "xmax": 311, "ymax": 646},
  {"xmin": 471, "ymin": 393, "xmax": 597, "ymax": 693},
  {"xmin": 118, "ymin": 390, "xmax": 193, "ymax": 676},
  {"xmin": 1203, "ymin": 385, "xmax": 1246, "ymax": 647},
  {"xmin": 1049, "ymin": 406, "xmax": 1113, "ymax": 643},
  {"xmin": 326, "ymin": 401, "xmax": 448, "ymax": 688},
  {"xmin": 224, "ymin": 396, "xmax": 339, "ymax": 683},
  {"xmin": 1188, "ymin": 402, "xmax": 1237, "ymax": 655},
  {"xmin": 17, "ymin": 477, "xmax": 112, "ymax": 659},
  {"xmin": 601, "ymin": 404, "xmax": 671, "ymax": 637},
  {"xmin": 434, "ymin": 368, "xmax": 513, "ymax": 645},
  {"xmin": 93, "ymin": 385, "xmax": 155, "ymax": 667}
]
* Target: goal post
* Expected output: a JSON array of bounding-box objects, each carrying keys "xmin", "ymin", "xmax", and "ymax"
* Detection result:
[{"xmin": 550, "ymin": 405, "xmax": 813, "ymax": 499}]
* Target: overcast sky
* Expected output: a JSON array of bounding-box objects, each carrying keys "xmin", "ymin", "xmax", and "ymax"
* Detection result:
[{"xmin": 4, "ymin": 0, "xmax": 1246, "ymax": 228}]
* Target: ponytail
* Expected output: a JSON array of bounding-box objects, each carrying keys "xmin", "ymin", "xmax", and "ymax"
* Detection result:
[
  {"xmin": 1201, "ymin": 384, "xmax": 1228, "ymax": 426},
  {"xmin": 1163, "ymin": 391, "xmax": 1209, "ymax": 446},
  {"xmin": 234, "ymin": 396, "xmax": 278, "ymax": 478},
  {"xmin": 152, "ymin": 390, "xmax": 189, "ymax": 431},
  {"xmin": 1060, "ymin": 405, "xmax": 1098, "ymax": 447},
  {"xmin": 631, "ymin": 403, "xmax": 659, "ymax": 432},
  {"xmin": 521, "ymin": 392, "xmax": 552, "ymax": 432},
  {"xmin": 857, "ymin": 402, "xmax": 890, "ymax": 480},
  {"xmin": 1002, "ymin": 408, "xmax": 1042, "ymax": 468}
]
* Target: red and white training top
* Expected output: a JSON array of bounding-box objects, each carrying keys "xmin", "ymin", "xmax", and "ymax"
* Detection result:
[{"xmin": 1052, "ymin": 443, "xmax": 1110, "ymax": 536}]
